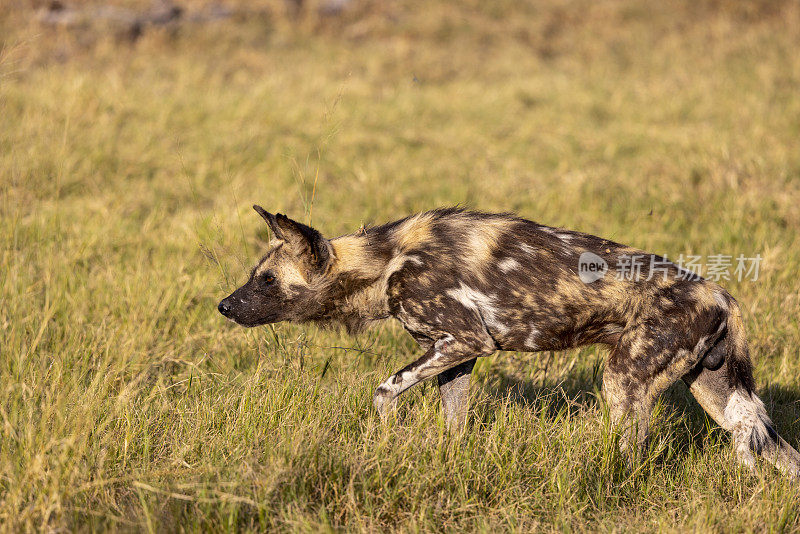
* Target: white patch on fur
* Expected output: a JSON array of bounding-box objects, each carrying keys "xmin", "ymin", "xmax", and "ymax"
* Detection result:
[
  {"xmin": 556, "ymin": 232, "xmax": 574, "ymax": 243},
  {"xmin": 723, "ymin": 390, "xmax": 764, "ymax": 431},
  {"xmin": 604, "ymin": 324, "xmax": 623, "ymax": 336},
  {"xmin": 693, "ymin": 335, "xmax": 709, "ymax": 354},
  {"xmin": 445, "ymin": 283, "xmax": 509, "ymax": 334},
  {"xmin": 692, "ymin": 320, "xmax": 727, "ymax": 359},
  {"xmin": 376, "ymin": 254, "xmax": 423, "ymax": 298},
  {"xmin": 723, "ymin": 390, "xmax": 773, "ymax": 464},
  {"xmin": 385, "ymin": 254, "xmax": 419, "ymax": 277},
  {"xmin": 525, "ymin": 326, "xmax": 540, "ymax": 350},
  {"xmin": 498, "ymin": 257, "xmax": 521, "ymax": 273},
  {"xmin": 714, "ymin": 291, "xmax": 729, "ymax": 309},
  {"xmin": 377, "ymin": 333, "xmax": 455, "ymax": 403},
  {"xmin": 341, "ymin": 253, "xmax": 426, "ymax": 325},
  {"xmin": 519, "ymin": 243, "xmax": 537, "ymax": 256},
  {"xmin": 434, "ymin": 333, "xmax": 456, "ymax": 354}
]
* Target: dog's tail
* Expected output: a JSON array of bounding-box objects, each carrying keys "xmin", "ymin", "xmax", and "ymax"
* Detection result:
[
  {"xmin": 723, "ymin": 296, "xmax": 755, "ymax": 393},
  {"xmin": 718, "ymin": 293, "xmax": 800, "ymax": 476}
]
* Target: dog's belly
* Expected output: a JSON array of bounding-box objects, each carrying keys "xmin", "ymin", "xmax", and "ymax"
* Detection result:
[
  {"xmin": 480, "ymin": 305, "xmax": 626, "ymax": 353},
  {"xmin": 493, "ymin": 324, "xmax": 624, "ymax": 353}
]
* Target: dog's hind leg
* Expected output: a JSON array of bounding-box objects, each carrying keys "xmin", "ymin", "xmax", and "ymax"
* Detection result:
[
  {"xmin": 683, "ymin": 293, "xmax": 800, "ymax": 477},
  {"xmin": 603, "ymin": 309, "xmax": 727, "ymax": 460},
  {"xmin": 437, "ymin": 359, "xmax": 476, "ymax": 431}
]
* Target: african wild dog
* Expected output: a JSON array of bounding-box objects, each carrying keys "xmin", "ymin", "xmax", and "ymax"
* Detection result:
[{"xmin": 218, "ymin": 206, "xmax": 800, "ymax": 476}]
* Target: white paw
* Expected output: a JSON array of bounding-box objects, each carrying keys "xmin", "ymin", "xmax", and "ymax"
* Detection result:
[{"xmin": 373, "ymin": 385, "xmax": 397, "ymax": 419}]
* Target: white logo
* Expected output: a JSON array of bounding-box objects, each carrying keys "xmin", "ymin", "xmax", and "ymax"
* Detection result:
[{"xmin": 578, "ymin": 252, "xmax": 608, "ymax": 283}]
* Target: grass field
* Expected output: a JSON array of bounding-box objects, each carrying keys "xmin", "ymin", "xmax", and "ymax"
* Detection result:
[{"xmin": 2, "ymin": 0, "xmax": 800, "ymax": 531}]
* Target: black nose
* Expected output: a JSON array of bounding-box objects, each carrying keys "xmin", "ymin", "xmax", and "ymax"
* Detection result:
[{"xmin": 218, "ymin": 300, "xmax": 231, "ymax": 317}]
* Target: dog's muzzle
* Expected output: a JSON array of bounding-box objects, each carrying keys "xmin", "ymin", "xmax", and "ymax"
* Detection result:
[{"xmin": 218, "ymin": 298, "xmax": 233, "ymax": 317}]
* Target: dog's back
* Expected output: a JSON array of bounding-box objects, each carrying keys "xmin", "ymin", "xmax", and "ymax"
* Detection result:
[{"xmin": 348, "ymin": 208, "xmax": 692, "ymax": 352}]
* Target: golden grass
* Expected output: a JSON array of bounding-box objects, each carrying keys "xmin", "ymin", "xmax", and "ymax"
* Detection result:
[{"xmin": 2, "ymin": 0, "xmax": 800, "ymax": 531}]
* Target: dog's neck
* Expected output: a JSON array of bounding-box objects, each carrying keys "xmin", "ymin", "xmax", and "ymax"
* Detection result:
[{"xmin": 309, "ymin": 230, "xmax": 399, "ymax": 333}]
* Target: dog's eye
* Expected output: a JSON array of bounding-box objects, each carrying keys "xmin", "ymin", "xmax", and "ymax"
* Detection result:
[{"xmin": 262, "ymin": 273, "xmax": 275, "ymax": 285}]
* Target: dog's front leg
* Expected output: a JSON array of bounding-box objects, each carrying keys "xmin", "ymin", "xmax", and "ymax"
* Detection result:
[
  {"xmin": 437, "ymin": 359, "xmax": 476, "ymax": 431},
  {"xmin": 373, "ymin": 335, "xmax": 491, "ymax": 420},
  {"xmin": 406, "ymin": 332, "xmax": 477, "ymax": 430}
]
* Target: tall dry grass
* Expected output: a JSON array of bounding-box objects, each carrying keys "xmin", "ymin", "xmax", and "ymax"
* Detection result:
[{"xmin": 2, "ymin": 0, "xmax": 800, "ymax": 531}]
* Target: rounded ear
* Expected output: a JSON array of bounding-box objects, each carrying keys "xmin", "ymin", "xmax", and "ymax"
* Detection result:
[
  {"xmin": 253, "ymin": 206, "xmax": 331, "ymax": 272},
  {"xmin": 274, "ymin": 214, "xmax": 332, "ymax": 271}
]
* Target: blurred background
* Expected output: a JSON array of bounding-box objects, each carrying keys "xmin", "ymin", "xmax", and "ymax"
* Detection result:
[
  {"xmin": 2, "ymin": 1, "xmax": 800, "ymax": 530},
  {"xmin": 5, "ymin": 0, "xmax": 799, "ymax": 232}
]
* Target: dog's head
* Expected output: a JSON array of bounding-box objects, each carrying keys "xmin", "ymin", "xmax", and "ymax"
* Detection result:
[{"xmin": 218, "ymin": 205, "xmax": 333, "ymax": 327}]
